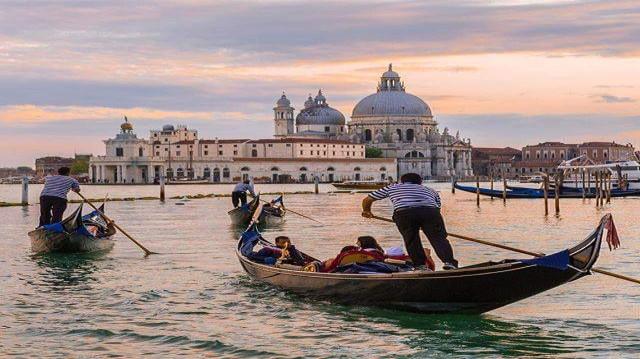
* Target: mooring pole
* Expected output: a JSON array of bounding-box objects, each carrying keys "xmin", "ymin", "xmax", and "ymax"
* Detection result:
[
  {"xmin": 581, "ymin": 169, "xmax": 586, "ymax": 200},
  {"xmin": 21, "ymin": 176, "xmax": 29, "ymax": 206},
  {"xmin": 554, "ymin": 175, "xmax": 560, "ymax": 215},
  {"xmin": 314, "ymin": 176, "xmax": 319, "ymax": 194},
  {"xmin": 159, "ymin": 174, "xmax": 165, "ymax": 202},
  {"xmin": 594, "ymin": 172, "xmax": 600, "ymax": 208},
  {"xmin": 451, "ymin": 176, "xmax": 455, "ymax": 194},
  {"xmin": 543, "ymin": 174, "xmax": 549, "ymax": 216},
  {"xmin": 489, "ymin": 171, "xmax": 494, "ymax": 200},
  {"xmin": 476, "ymin": 176, "xmax": 480, "ymax": 207},
  {"xmin": 502, "ymin": 170, "xmax": 507, "ymax": 204}
]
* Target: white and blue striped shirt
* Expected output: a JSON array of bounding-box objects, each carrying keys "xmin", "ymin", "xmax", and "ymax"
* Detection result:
[
  {"xmin": 40, "ymin": 175, "xmax": 80, "ymax": 199},
  {"xmin": 369, "ymin": 183, "xmax": 441, "ymax": 211}
]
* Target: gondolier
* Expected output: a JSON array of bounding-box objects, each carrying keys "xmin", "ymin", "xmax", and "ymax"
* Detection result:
[
  {"xmin": 231, "ymin": 179, "xmax": 255, "ymax": 208},
  {"xmin": 39, "ymin": 167, "xmax": 81, "ymax": 227},
  {"xmin": 361, "ymin": 172, "xmax": 458, "ymax": 270}
]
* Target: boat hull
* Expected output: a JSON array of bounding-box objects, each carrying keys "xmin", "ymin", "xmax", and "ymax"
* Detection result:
[
  {"xmin": 28, "ymin": 229, "xmax": 115, "ymax": 254},
  {"xmin": 228, "ymin": 195, "xmax": 261, "ymax": 226},
  {"xmin": 455, "ymin": 183, "xmax": 640, "ymax": 199}
]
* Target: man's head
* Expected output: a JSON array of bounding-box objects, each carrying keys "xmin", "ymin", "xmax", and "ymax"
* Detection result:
[
  {"xmin": 275, "ymin": 236, "xmax": 291, "ymax": 249},
  {"xmin": 400, "ymin": 172, "xmax": 422, "ymax": 185},
  {"xmin": 58, "ymin": 167, "xmax": 71, "ymax": 176},
  {"xmin": 243, "ymin": 179, "xmax": 250, "ymax": 184}
]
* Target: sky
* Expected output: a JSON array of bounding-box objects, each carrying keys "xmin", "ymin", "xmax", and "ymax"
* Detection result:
[{"xmin": 0, "ymin": 0, "xmax": 639, "ymax": 167}]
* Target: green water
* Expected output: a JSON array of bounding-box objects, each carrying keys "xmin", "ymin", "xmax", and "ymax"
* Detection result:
[{"xmin": 1, "ymin": 184, "xmax": 639, "ymax": 357}]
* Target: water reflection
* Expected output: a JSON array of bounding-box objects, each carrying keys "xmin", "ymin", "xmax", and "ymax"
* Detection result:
[{"xmin": 29, "ymin": 252, "xmax": 106, "ymax": 288}]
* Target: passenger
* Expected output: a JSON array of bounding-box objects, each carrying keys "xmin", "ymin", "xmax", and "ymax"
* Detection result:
[
  {"xmin": 275, "ymin": 236, "xmax": 306, "ymax": 266},
  {"xmin": 356, "ymin": 236, "xmax": 384, "ymax": 253},
  {"xmin": 231, "ymin": 179, "xmax": 255, "ymax": 208}
]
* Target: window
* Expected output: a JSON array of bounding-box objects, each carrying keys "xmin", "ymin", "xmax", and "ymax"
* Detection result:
[
  {"xmin": 332, "ymin": 151, "xmax": 335, "ymax": 155},
  {"xmin": 325, "ymin": 126, "xmax": 330, "ymax": 132},
  {"xmin": 396, "ymin": 129, "xmax": 403, "ymax": 141},
  {"xmin": 139, "ymin": 148, "xmax": 144, "ymax": 157},
  {"xmin": 299, "ymin": 167, "xmax": 307, "ymax": 171},
  {"xmin": 286, "ymin": 144, "xmax": 291, "ymax": 147},
  {"xmin": 241, "ymin": 167, "xmax": 250, "ymax": 171},
  {"xmin": 204, "ymin": 151, "xmax": 208, "ymax": 156},
  {"xmin": 354, "ymin": 167, "xmax": 361, "ymax": 171},
  {"xmin": 365, "ymin": 129, "xmax": 372, "ymax": 141},
  {"xmin": 233, "ymin": 150, "xmax": 238, "ymax": 155},
  {"xmin": 204, "ymin": 145, "xmax": 208, "ymax": 149},
  {"xmin": 155, "ymin": 151, "xmax": 159, "ymax": 156},
  {"xmin": 164, "ymin": 138, "xmax": 168, "ymax": 142},
  {"xmin": 536, "ymin": 153, "xmax": 540, "ymax": 159},
  {"xmin": 327, "ymin": 167, "xmax": 335, "ymax": 171},
  {"xmin": 268, "ymin": 144, "xmax": 273, "ymax": 147},
  {"xmin": 406, "ymin": 129, "xmax": 414, "ymax": 142},
  {"xmin": 252, "ymin": 144, "xmax": 257, "ymax": 147},
  {"xmin": 176, "ymin": 145, "xmax": 180, "ymax": 148},
  {"xmin": 219, "ymin": 151, "xmax": 223, "ymax": 155},
  {"xmin": 251, "ymin": 149, "xmax": 258, "ymax": 157},
  {"xmin": 164, "ymin": 148, "xmax": 168, "ymax": 152},
  {"xmin": 310, "ymin": 151, "xmax": 314, "ymax": 155},
  {"xmin": 270, "ymin": 167, "xmax": 279, "ymax": 171},
  {"xmin": 116, "ymin": 148, "xmax": 123, "ymax": 157},
  {"xmin": 223, "ymin": 168, "xmax": 230, "ymax": 178},
  {"xmin": 176, "ymin": 151, "xmax": 181, "ymax": 156},
  {"xmin": 300, "ymin": 151, "xmax": 304, "ymax": 155},
  {"xmin": 234, "ymin": 144, "xmax": 238, "ymax": 147}
]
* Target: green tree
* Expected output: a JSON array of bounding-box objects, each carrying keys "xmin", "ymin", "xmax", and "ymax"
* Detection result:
[
  {"xmin": 70, "ymin": 159, "xmax": 89, "ymax": 175},
  {"xmin": 366, "ymin": 146, "xmax": 383, "ymax": 158}
]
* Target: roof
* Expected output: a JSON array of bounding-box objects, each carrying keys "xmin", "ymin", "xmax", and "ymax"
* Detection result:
[
  {"xmin": 247, "ymin": 138, "xmax": 357, "ymax": 145},
  {"xmin": 295, "ymin": 105, "xmax": 345, "ymax": 125},
  {"xmin": 352, "ymin": 91, "xmax": 432, "ymax": 118},
  {"xmin": 579, "ymin": 141, "xmax": 629, "ymax": 147},
  {"xmin": 232, "ymin": 157, "xmax": 393, "ymax": 163},
  {"xmin": 472, "ymin": 147, "xmax": 521, "ymax": 155},
  {"xmin": 173, "ymin": 139, "xmax": 250, "ymax": 145},
  {"xmin": 512, "ymin": 161, "xmax": 561, "ymax": 167}
]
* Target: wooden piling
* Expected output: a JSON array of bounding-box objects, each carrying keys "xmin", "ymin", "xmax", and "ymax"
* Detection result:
[
  {"xmin": 489, "ymin": 173, "xmax": 494, "ymax": 200},
  {"xmin": 476, "ymin": 176, "xmax": 480, "ymax": 207},
  {"xmin": 502, "ymin": 175, "xmax": 507, "ymax": 204},
  {"xmin": 581, "ymin": 169, "xmax": 586, "ymax": 199},
  {"xmin": 21, "ymin": 176, "xmax": 29, "ymax": 206},
  {"xmin": 314, "ymin": 176, "xmax": 319, "ymax": 194},
  {"xmin": 554, "ymin": 175, "xmax": 560, "ymax": 215},
  {"xmin": 159, "ymin": 175, "xmax": 166, "ymax": 202},
  {"xmin": 543, "ymin": 174, "xmax": 549, "ymax": 216},
  {"xmin": 606, "ymin": 172, "xmax": 611, "ymax": 204},
  {"xmin": 587, "ymin": 170, "xmax": 591, "ymax": 195},
  {"xmin": 594, "ymin": 172, "xmax": 600, "ymax": 208}
]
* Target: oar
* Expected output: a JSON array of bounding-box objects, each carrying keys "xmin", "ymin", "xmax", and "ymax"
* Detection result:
[
  {"xmin": 258, "ymin": 198, "xmax": 323, "ymax": 224},
  {"xmin": 76, "ymin": 192, "xmax": 157, "ymax": 256},
  {"xmin": 370, "ymin": 215, "xmax": 640, "ymax": 285}
]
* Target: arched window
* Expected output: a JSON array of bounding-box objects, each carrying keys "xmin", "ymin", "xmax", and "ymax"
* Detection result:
[
  {"xmin": 222, "ymin": 168, "xmax": 230, "ymax": 178},
  {"xmin": 379, "ymin": 167, "xmax": 386, "ymax": 171},
  {"xmin": 396, "ymin": 129, "xmax": 403, "ymax": 141},
  {"xmin": 270, "ymin": 166, "xmax": 279, "ymax": 171},
  {"xmin": 354, "ymin": 167, "xmax": 361, "ymax": 171},
  {"xmin": 203, "ymin": 168, "xmax": 211, "ymax": 178},
  {"xmin": 240, "ymin": 167, "xmax": 250, "ymax": 171},
  {"xmin": 251, "ymin": 149, "xmax": 258, "ymax": 157},
  {"xmin": 187, "ymin": 168, "xmax": 194, "ymax": 179},
  {"xmin": 364, "ymin": 129, "xmax": 372, "ymax": 141},
  {"xmin": 176, "ymin": 168, "xmax": 185, "ymax": 178},
  {"xmin": 138, "ymin": 147, "xmax": 144, "ymax": 157},
  {"xmin": 166, "ymin": 168, "xmax": 174, "ymax": 179},
  {"xmin": 327, "ymin": 167, "xmax": 335, "ymax": 171},
  {"xmin": 299, "ymin": 167, "xmax": 307, "ymax": 171},
  {"xmin": 406, "ymin": 129, "xmax": 414, "ymax": 142},
  {"xmin": 404, "ymin": 151, "xmax": 425, "ymax": 158}
]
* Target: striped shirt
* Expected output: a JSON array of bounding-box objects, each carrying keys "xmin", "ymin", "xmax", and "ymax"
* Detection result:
[
  {"xmin": 369, "ymin": 183, "xmax": 441, "ymax": 211},
  {"xmin": 40, "ymin": 175, "xmax": 80, "ymax": 199},
  {"xmin": 233, "ymin": 182, "xmax": 255, "ymax": 196}
]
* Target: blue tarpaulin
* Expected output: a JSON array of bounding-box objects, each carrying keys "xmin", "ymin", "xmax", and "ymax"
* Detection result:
[{"xmin": 519, "ymin": 250, "xmax": 570, "ymax": 270}]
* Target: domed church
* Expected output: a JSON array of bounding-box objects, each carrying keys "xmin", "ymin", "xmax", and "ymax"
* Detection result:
[
  {"xmin": 347, "ymin": 64, "xmax": 473, "ymax": 179},
  {"xmin": 274, "ymin": 90, "xmax": 346, "ymax": 138}
]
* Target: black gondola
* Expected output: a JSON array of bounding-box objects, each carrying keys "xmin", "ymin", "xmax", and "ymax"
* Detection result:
[
  {"xmin": 228, "ymin": 194, "xmax": 261, "ymax": 226},
  {"xmin": 28, "ymin": 203, "xmax": 116, "ymax": 254},
  {"xmin": 236, "ymin": 214, "xmax": 611, "ymax": 314},
  {"xmin": 455, "ymin": 182, "xmax": 640, "ymax": 199}
]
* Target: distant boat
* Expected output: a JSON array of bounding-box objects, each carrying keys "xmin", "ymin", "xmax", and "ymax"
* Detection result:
[
  {"xmin": 454, "ymin": 182, "xmax": 640, "ymax": 199},
  {"xmin": 167, "ymin": 178, "xmax": 210, "ymax": 185},
  {"xmin": 332, "ymin": 181, "xmax": 389, "ymax": 191},
  {"xmin": 228, "ymin": 195, "xmax": 286, "ymax": 227},
  {"xmin": 28, "ymin": 203, "xmax": 115, "ymax": 254}
]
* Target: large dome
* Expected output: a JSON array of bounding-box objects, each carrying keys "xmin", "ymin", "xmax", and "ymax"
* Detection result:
[
  {"xmin": 352, "ymin": 91, "xmax": 432, "ymax": 118},
  {"xmin": 296, "ymin": 90, "xmax": 345, "ymax": 125},
  {"xmin": 352, "ymin": 64, "xmax": 432, "ymax": 118}
]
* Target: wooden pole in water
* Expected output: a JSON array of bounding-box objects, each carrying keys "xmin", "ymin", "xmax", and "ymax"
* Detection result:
[
  {"xmin": 159, "ymin": 174, "xmax": 165, "ymax": 202},
  {"xmin": 587, "ymin": 170, "xmax": 591, "ymax": 195},
  {"xmin": 21, "ymin": 176, "xmax": 28, "ymax": 206},
  {"xmin": 594, "ymin": 171, "xmax": 600, "ymax": 208},
  {"xmin": 554, "ymin": 175, "xmax": 560, "ymax": 215},
  {"xmin": 451, "ymin": 176, "xmax": 456, "ymax": 194},
  {"xmin": 314, "ymin": 176, "xmax": 319, "ymax": 194},
  {"xmin": 476, "ymin": 175, "xmax": 480, "ymax": 207},
  {"xmin": 502, "ymin": 170, "xmax": 507, "ymax": 204},
  {"xmin": 606, "ymin": 172, "xmax": 611, "ymax": 204},
  {"xmin": 581, "ymin": 169, "xmax": 586, "ymax": 200},
  {"xmin": 543, "ymin": 174, "xmax": 549, "ymax": 216},
  {"xmin": 490, "ymin": 171, "xmax": 494, "ymax": 200}
]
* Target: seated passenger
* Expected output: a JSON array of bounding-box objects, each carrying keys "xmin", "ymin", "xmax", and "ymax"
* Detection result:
[
  {"xmin": 356, "ymin": 236, "xmax": 384, "ymax": 254},
  {"xmin": 275, "ymin": 236, "xmax": 306, "ymax": 266}
]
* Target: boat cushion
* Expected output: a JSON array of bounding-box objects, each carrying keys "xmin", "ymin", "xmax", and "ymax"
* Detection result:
[
  {"xmin": 42, "ymin": 222, "xmax": 65, "ymax": 233},
  {"xmin": 519, "ymin": 250, "xmax": 569, "ymax": 270},
  {"xmin": 322, "ymin": 249, "xmax": 386, "ymax": 272}
]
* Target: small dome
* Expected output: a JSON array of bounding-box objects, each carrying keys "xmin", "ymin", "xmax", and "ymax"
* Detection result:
[
  {"xmin": 382, "ymin": 63, "xmax": 399, "ymax": 78},
  {"xmin": 162, "ymin": 124, "xmax": 175, "ymax": 131},
  {"xmin": 314, "ymin": 89, "xmax": 326, "ymax": 104},
  {"xmin": 296, "ymin": 106, "xmax": 345, "ymax": 125},
  {"xmin": 304, "ymin": 94, "xmax": 314, "ymax": 108},
  {"xmin": 276, "ymin": 92, "xmax": 290, "ymax": 107}
]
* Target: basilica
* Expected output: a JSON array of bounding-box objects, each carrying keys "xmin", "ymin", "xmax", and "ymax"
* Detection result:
[{"xmin": 274, "ymin": 64, "xmax": 473, "ymax": 179}]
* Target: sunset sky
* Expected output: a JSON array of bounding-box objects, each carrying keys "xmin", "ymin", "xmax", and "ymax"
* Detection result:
[{"xmin": 1, "ymin": 0, "xmax": 638, "ymax": 166}]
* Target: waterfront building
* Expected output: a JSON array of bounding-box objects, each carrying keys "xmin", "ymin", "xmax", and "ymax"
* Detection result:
[
  {"xmin": 90, "ymin": 119, "xmax": 394, "ymax": 184},
  {"xmin": 345, "ymin": 64, "xmax": 473, "ymax": 179},
  {"xmin": 35, "ymin": 156, "xmax": 74, "ymax": 176},
  {"xmin": 471, "ymin": 147, "xmax": 521, "ymax": 177}
]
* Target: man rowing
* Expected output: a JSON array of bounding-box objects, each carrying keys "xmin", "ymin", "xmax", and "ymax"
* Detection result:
[
  {"xmin": 361, "ymin": 172, "xmax": 458, "ymax": 270},
  {"xmin": 39, "ymin": 166, "xmax": 81, "ymax": 227},
  {"xmin": 231, "ymin": 179, "xmax": 256, "ymax": 208}
]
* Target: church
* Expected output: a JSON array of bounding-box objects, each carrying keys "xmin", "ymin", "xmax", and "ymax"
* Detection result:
[{"xmin": 274, "ymin": 64, "xmax": 474, "ymax": 179}]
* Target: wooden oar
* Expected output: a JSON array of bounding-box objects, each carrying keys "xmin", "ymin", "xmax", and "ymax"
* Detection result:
[
  {"xmin": 258, "ymin": 198, "xmax": 323, "ymax": 224},
  {"xmin": 76, "ymin": 192, "xmax": 156, "ymax": 256},
  {"xmin": 370, "ymin": 215, "xmax": 640, "ymax": 285}
]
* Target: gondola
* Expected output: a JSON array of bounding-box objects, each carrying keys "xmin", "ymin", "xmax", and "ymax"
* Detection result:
[
  {"xmin": 28, "ymin": 203, "xmax": 116, "ymax": 254},
  {"xmin": 455, "ymin": 182, "xmax": 640, "ymax": 199},
  {"xmin": 228, "ymin": 194, "xmax": 286, "ymax": 227},
  {"xmin": 332, "ymin": 181, "xmax": 388, "ymax": 191},
  {"xmin": 237, "ymin": 214, "xmax": 611, "ymax": 314}
]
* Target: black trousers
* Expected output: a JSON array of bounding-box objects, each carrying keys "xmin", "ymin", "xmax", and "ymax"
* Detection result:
[
  {"xmin": 39, "ymin": 195, "xmax": 68, "ymax": 227},
  {"xmin": 392, "ymin": 206, "xmax": 458, "ymax": 267},
  {"xmin": 231, "ymin": 191, "xmax": 247, "ymax": 207}
]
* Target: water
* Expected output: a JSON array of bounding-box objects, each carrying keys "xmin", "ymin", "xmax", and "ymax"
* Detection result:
[{"xmin": 1, "ymin": 183, "xmax": 639, "ymax": 357}]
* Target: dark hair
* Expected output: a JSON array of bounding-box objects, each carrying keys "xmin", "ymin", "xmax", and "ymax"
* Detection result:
[
  {"xmin": 243, "ymin": 179, "xmax": 250, "ymax": 184},
  {"xmin": 400, "ymin": 172, "xmax": 422, "ymax": 185},
  {"xmin": 58, "ymin": 167, "xmax": 71, "ymax": 176},
  {"xmin": 357, "ymin": 236, "xmax": 383, "ymax": 252},
  {"xmin": 275, "ymin": 236, "xmax": 291, "ymax": 248}
]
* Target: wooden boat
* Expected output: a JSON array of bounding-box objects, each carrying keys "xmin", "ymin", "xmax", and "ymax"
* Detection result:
[
  {"xmin": 228, "ymin": 194, "xmax": 261, "ymax": 226},
  {"xmin": 454, "ymin": 182, "xmax": 640, "ymax": 199},
  {"xmin": 237, "ymin": 215, "xmax": 610, "ymax": 314},
  {"xmin": 257, "ymin": 196, "xmax": 286, "ymax": 226},
  {"xmin": 332, "ymin": 181, "xmax": 388, "ymax": 191},
  {"xmin": 28, "ymin": 204, "xmax": 116, "ymax": 254}
]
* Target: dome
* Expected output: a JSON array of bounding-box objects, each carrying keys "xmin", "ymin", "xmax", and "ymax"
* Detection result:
[
  {"xmin": 120, "ymin": 116, "xmax": 133, "ymax": 131},
  {"xmin": 296, "ymin": 106, "xmax": 345, "ymax": 125},
  {"xmin": 162, "ymin": 124, "xmax": 175, "ymax": 131},
  {"xmin": 352, "ymin": 64, "xmax": 432, "ymax": 118},
  {"xmin": 304, "ymin": 94, "xmax": 314, "ymax": 108},
  {"xmin": 296, "ymin": 90, "xmax": 345, "ymax": 125},
  {"xmin": 276, "ymin": 92, "xmax": 290, "ymax": 107},
  {"xmin": 352, "ymin": 91, "xmax": 432, "ymax": 117}
]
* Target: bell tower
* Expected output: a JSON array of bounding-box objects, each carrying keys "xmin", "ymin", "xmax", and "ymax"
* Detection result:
[{"xmin": 274, "ymin": 92, "xmax": 294, "ymax": 137}]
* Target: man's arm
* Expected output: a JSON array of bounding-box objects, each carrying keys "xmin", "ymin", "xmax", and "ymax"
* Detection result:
[
  {"xmin": 71, "ymin": 178, "xmax": 81, "ymax": 193},
  {"xmin": 248, "ymin": 183, "xmax": 256, "ymax": 197}
]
